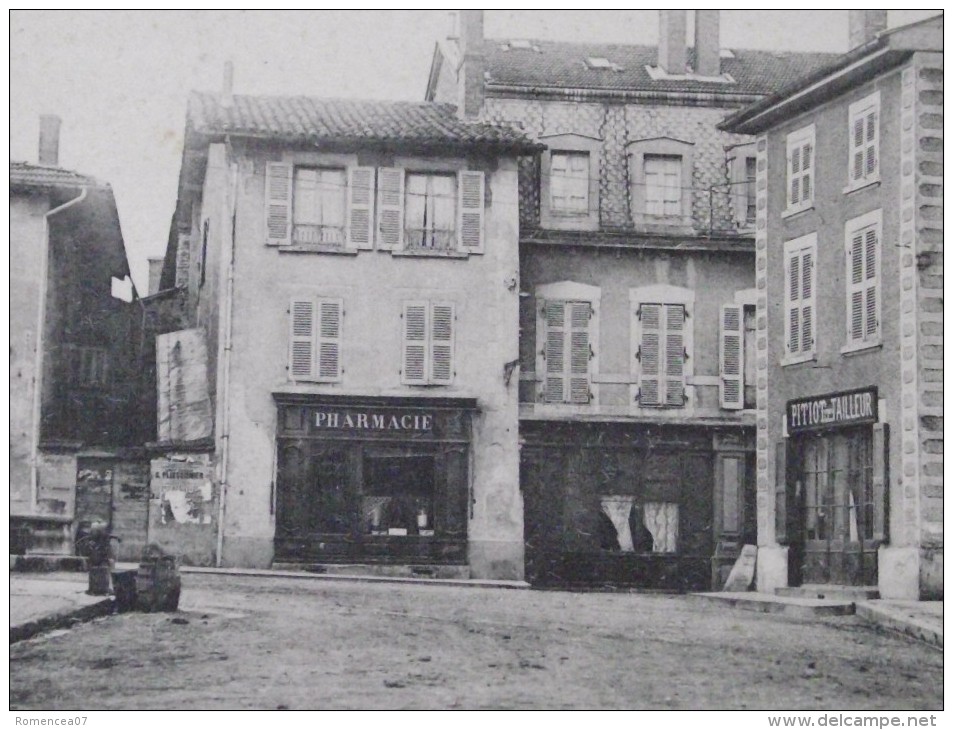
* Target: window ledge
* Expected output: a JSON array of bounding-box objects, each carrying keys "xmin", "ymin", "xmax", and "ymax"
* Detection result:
[
  {"xmin": 843, "ymin": 178, "xmax": 881, "ymax": 196},
  {"xmin": 277, "ymin": 245, "xmax": 358, "ymax": 255},
  {"xmin": 392, "ymin": 249, "xmax": 469, "ymax": 259},
  {"xmin": 780, "ymin": 352, "xmax": 816, "ymax": 367},
  {"xmin": 840, "ymin": 340, "xmax": 882, "ymax": 356},
  {"xmin": 781, "ymin": 204, "xmax": 814, "ymax": 220}
]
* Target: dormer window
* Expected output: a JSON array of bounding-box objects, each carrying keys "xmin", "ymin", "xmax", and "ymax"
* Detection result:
[
  {"xmin": 587, "ymin": 57, "xmax": 612, "ymax": 68},
  {"xmin": 539, "ymin": 134, "xmax": 602, "ymax": 232}
]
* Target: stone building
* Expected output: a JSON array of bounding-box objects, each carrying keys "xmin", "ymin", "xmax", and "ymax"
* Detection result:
[
  {"xmin": 10, "ymin": 116, "xmax": 146, "ymax": 560},
  {"xmin": 427, "ymin": 10, "xmax": 838, "ymax": 589},
  {"xmin": 157, "ymin": 78, "xmax": 537, "ymax": 577},
  {"xmin": 720, "ymin": 12, "xmax": 942, "ymax": 599}
]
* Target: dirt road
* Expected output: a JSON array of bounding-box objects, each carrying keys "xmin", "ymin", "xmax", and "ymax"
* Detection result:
[{"xmin": 10, "ymin": 574, "xmax": 943, "ymax": 710}]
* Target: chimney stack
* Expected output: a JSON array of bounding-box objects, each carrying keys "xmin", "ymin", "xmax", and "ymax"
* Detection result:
[
  {"xmin": 38, "ymin": 114, "xmax": 61, "ymax": 167},
  {"xmin": 658, "ymin": 10, "xmax": 688, "ymax": 75},
  {"xmin": 694, "ymin": 10, "xmax": 721, "ymax": 77},
  {"xmin": 147, "ymin": 258, "xmax": 165, "ymax": 296},
  {"xmin": 848, "ymin": 10, "xmax": 888, "ymax": 50},
  {"xmin": 457, "ymin": 10, "xmax": 485, "ymax": 119},
  {"xmin": 221, "ymin": 60, "xmax": 234, "ymax": 107}
]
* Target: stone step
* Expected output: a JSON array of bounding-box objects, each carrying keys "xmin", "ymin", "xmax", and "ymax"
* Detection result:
[
  {"xmin": 271, "ymin": 562, "xmax": 471, "ymax": 580},
  {"xmin": 690, "ymin": 592, "xmax": 855, "ymax": 618},
  {"xmin": 776, "ymin": 584, "xmax": 880, "ymax": 601}
]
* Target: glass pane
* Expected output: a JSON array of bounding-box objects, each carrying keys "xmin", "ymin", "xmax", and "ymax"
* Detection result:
[{"xmin": 362, "ymin": 456, "xmax": 436, "ymax": 536}]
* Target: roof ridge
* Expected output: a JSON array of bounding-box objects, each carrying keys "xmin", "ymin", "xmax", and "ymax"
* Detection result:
[{"xmin": 484, "ymin": 37, "xmax": 841, "ymax": 57}]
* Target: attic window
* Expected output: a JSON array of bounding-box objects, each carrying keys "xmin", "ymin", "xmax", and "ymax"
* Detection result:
[
  {"xmin": 719, "ymin": 49, "xmax": 736, "ymax": 59},
  {"xmin": 502, "ymin": 39, "xmax": 540, "ymax": 52},
  {"xmin": 586, "ymin": 57, "xmax": 623, "ymax": 71}
]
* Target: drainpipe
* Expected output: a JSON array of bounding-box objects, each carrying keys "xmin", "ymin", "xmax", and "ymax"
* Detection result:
[
  {"xmin": 215, "ymin": 152, "xmax": 238, "ymax": 567},
  {"xmin": 31, "ymin": 186, "xmax": 88, "ymax": 511}
]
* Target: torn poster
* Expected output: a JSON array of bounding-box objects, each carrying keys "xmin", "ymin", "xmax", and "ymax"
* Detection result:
[{"xmin": 151, "ymin": 454, "xmax": 213, "ymax": 525}]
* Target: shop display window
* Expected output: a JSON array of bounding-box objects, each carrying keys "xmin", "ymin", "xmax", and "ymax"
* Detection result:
[{"xmin": 362, "ymin": 455, "xmax": 436, "ymax": 536}]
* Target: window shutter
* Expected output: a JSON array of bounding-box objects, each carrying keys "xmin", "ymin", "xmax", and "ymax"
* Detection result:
[
  {"xmin": 458, "ymin": 170, "xmax": 485, "ymax": 254},
  {"xmin": 377, "ymin": 167, "xmax": 404, "ymax": 251},
  {"xmin": 864, "ymin": 227, "xmax": 878, "ymax": 338},
  {"xmin": 543, "ymin": 300, "xmax": 566, "ymax": 403},
  {"xmin": 316, "ymin": 298, "xmax": 343, "ymax": 381},
  {"xmin": 402, "ymin": 302, "xmax": 428, "ymax": 384},
  {"xmin": 289, "ymin": 299, "xmax": 316, "ymax": 380},
  {"xmin": 664, "ymin": 304, "xmax": 686, "ymax": 407},
  {"xmin": 847, "ymin": 231, "xmax": 865, "ymax": 342},
  {"xmin": 430, "ymin": 302, "xmax": 454, "ymax": 384},
  {"xmin": 568, "ymin": 302, "xmax": 591, "ymax": 404},
  {"xmin": 346, "ymin": 167, "xmax": 375, "ymax": 250},
  {"xmin": 800, "ymin": 142, "xmax": 812, "ymax": 202},
  {"xmin": 775, "ymin": 440, "xmax": 788, "ymax": 545},
  {"xmin": 638, "ymin": 304, "xmax": 661, "ymax": 406},
  {"xmin": 852, "ymin": 117, "xmax": 866, "ymax": 182},
  {"xmin": 720, "ymin": 304, "xmax": 743, "ymax": 410},
  {"xmin": 789, "ymin": 147, "xmax": 800, "ymax": 206},
  {"xmin": 865, "ymin": 111, "xmax": 878, "ymax": 177},
  {"xmin": 784, "ymin": 252, "xmax": 796, "ymax": 355},
  {"xmin": 800, "ymin": 248, "xmax": 814, "ymax": 352},
  {"xmin": 265, "ymin": 162, "xmax": 293, "ymax": 246},
  {"xmin": 872, "ymin": 423, "xmax": 888, "ymax": 541}
]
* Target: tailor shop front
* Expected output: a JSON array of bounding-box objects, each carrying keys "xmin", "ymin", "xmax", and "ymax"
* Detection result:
[
  {"xmin": 273, "ymin": 395, "xmax": 474, "ymax": 567},
  {"xmin": 778, "ymin": 387, "xmax": 887, "ymax": 587}
]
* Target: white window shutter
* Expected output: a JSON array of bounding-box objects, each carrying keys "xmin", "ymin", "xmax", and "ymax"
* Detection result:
[
  {"xmin": 377, "ymin": 167, "xmax": 404, "ymax": 251},
  {"xmin": 800, "ymin": 141, "xmax": 812, "ymax": 202},
  {"xmin": 847, "ymin": 231, "xmax": 865, "ymax": 342},
  {"xmin": 638, "ymin": 303, "xmax": 661, "ymax": 406},
  {"xmin": 786, "ymin": 251, "xmax": 799, "ymax": 354},
  {"xmin": 543, "ymin": 300, "xmax": 566, "ymax": 403},
  {"xmin": 720, "ymin": 304, "xmax": 743, "ymax": 410},
  {"xmin": 402, "ymin": 301, "xmax": 428, "ymax": 384},
  {"xmin": 316, "ymin": 298, "xmax": 343, "ymax": 381},
  {"xmin": 430, "ymin": 302, "xmax": 455, "ymax": 384},
  {"xmin": 864, "ymin": 227, "xmax": 879, "ymax": 339},
  {"xmin": 289, "ymin": 299, "xmax": 316, "ymax": 380},
  {"xmin": 568, "ymin": 301, "xmax": 591, "ymax": 404},
  {"xmin": 458, "ymin": 170, "xmax": 485, "ymax": 253},
  {"xmin": 801, "ymin": 248, "xmax": 815, "ymax": 352},
  {"xmin": 663, "ymin": 304, "xmax": 686, "ymax": 407},
  {"xmin": 346, "ymin": 167, "xmax": 375, "ymax": 250},
  {"xmin": 265, "ymin": 162, "xmax": 293, "ymax": 246}
]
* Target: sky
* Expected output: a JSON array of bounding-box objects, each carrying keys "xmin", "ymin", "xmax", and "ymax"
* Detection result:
[{"xmin": 9, "ymin": 9, "xmax": 941, "ymax": 293}]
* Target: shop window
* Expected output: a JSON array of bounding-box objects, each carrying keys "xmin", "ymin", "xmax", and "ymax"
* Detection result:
[
  {"xmin": 539, "ymin": 134, "xmax": 601, "ymax": 231},
  {"xmin": 802, "ymin": 430, "xmax": 876, "ymax": 542},
  {"xmin": 782, "ymin": 233, "xmax": 817, "ymax": 365},
  {"xmin": 631, "ymin": 285, "xmax": 694, "ymax": 409},
  {"xmin": 843, "ymin": 210, "xmax": 881, "ymax": 352},
  {"xmin": 288, "ymin": 297, "xmax": 343, "ymax": 382},
  {"xmin": 598, "ymin": 497, "xmax": 679, "ymax": 553},
  {"xmin": 627, "ymin": 137, "xmax": 694, "ymax": 227},
  {"xmin": 784, "ymin": 124, "xmax": 815, "ymax": 215},
  {"xmin": 847, "ymin": 91, "xmax": 880, "ymax": 189},
  {"xmin": 378, "ymin": 168, "xmax": 484, "ymax": 254},
  {"xmin": 362, "ymin": 455, "xmax": 435, "ymax": 536},
  {"xmin": 266, "ymin": 163, "xmax": 373, "ymax": 250},
  {"xmin": 401, "ymin": 301, "xmax": 455, "ymax": 385},
  {"xmin": 68, "ymin": 346, "xmax": 109, "ymax": 388}
]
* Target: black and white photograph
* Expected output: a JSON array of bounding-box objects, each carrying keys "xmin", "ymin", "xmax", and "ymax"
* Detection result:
[{"xmin": 8, "ymin": 9, "xmax": 943, "ymax": 715}]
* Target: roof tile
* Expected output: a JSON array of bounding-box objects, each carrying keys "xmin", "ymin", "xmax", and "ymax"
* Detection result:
[{"xmin": 10, "ymin": 161, "xmax": 100, "ymax": 190}]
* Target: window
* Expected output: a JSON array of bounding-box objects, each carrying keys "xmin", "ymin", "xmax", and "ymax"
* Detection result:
[
  {"xmin": 288, "ymin": 297, "xmax": 343, "ymax": 382},
  {"xmin": 402, "ymin": 301, "xmax": 455, "ymax": 385},
  {"xmin": 68, "ymin": 346, "xmax": 109, "ymax": 388},
  {"xmin": 631, "ymin": 285, "xmax": 694, "ymax": 409},
  {"xmin": 539, "ymin": 299, "xmax": 593, "ymax": 404},
  {"xmin": 727, "ymin": 143, "xmax": 756, "ymax": 228},
  {"xmin": 378, "ymin": 168, "xmax": 484, "ymax": 254},
  {"xmin": 848, "ymin": 92, "xmax": 880, "ymax": 188},
  {"xmin": 719, "ymin": 302, "xmax": 756, "ymax": 410},
  {"xmin": 265, "ymin": 163, "xmax": 373, "ymax": 250},
  {"xmin": 644, "ymin": 155, "xmax": 682, "ymax": 217},
  {"xmin": 785, "ymin": 125, "xmax": 815, "ymax": 213},
  {"xmin": 783, "ymin": 234, "xmax": 817, "ymax": 363},
  {"xmin": 844, "ymin": 210, "xmax": 881, "ymax": 350},
  {"xmin": 550, "ymin": 152, "xmax": 589, "ymax": 215},
  {"xmin": 599, "ymin": 498, "xmax": 678, "ymax": 553},
  {"xmin": 745, "ymin": 156, "xmax": 757, "ymax": 223}
]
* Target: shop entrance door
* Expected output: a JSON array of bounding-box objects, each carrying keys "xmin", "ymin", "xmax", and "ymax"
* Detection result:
[{"xmin": 797, "ymin": 428, "xmax": 878, "ymax": 585}]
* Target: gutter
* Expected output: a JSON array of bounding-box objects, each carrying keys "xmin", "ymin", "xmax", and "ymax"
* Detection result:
[{"xmin": 31, "ymin": 187, "xmax": 87, "ymax": 511}]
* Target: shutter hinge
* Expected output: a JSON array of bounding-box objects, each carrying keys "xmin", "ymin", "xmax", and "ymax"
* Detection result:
[
  {"xmin": 589, "ymin": 344, "xmax": 594, "ymax": 361},
  {"xmin": 683, "ymin": 347, "xmax": 689, "ymax": 361},
  {"xmin": 635, "ymin": 346, "xmax": 642, "ymax": 362}
]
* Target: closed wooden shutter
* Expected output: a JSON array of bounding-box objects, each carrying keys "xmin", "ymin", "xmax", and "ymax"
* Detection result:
[
  {"xmin": 785, "ymin": 243, "xmax": 816, "ymax": 356},
  {"xmin": 568, "ymin": 302, "xmax": 591, "ymax": 404},
  {"xmin": 377, "ymin": 167, "xmax": 404, "ymax": 251},
  {"xmin": 720, "ymin": 304, "xmax": 744, "ymax": 409},
  {"xmin": 800, "ymin": 248, "xmax": 814, "ymax": 352},
  {"xmin": 289, "ymin": 299, "xmax": 316, "ymax": 380},
  {"xmin": 402, "ymin": 301, "xmax": 428, "ymax": 384},
  {"xmin": 458, "ymin": 170, "xmax": 485, "ymax": 253},
  {"xmin": 316, "ymin": 298, "xmax": 343, "ymax": 381},
  {"xmin": 542, "ymin": 300, "xmax": 566, "ymax": 403},
  {"xmin": 846, "ymin": 225, "xmax": 880, "ymax": 344},
  {"xmin": 872, "ymin": 423, "xmax": 888, "ymax": 541},
  {"xmin": 346, "ymin": 167, "xmax": 375, "ymax": 250},
  {"xmin": 638, "ymin": 303, "xmax": 661, "ymax": 406},
  {"xmin": 775, "ymin": 440, "xmax": 788, "ymax": 545},
  {"xmin": 265, "ymin": 162, "xmax": 293, "ymax": 246},
  {"xmin": 850, "ymin": 105, "xmax": 878, "ymax": 183},
  {"xmin": 800, "ymin": 141, "xmax": 812, "ymax": 202},
  {"xmin": 664, "ymin": 304, "xmax": 686, "ymax": 407},
  {"xmin": 430, "ymin": 302, "xmax": 454, "ymax": 384},
  {"xmin": 789, "ymin": 146, "xmax": 801, "ymax": 206}
]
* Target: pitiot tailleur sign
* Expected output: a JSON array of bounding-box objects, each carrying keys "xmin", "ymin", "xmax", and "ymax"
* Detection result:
[{"xmin": 786, "ymin": 387, "xmax": 878, "ymax": 434}]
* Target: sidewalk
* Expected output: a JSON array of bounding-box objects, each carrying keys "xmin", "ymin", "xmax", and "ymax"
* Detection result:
[
  {"xmin": 856, "ymin": 599, "xmax": 943, "ymax": 648},
  {"xmin": 10, "ymin": 573, "xmax": 113, "ymax": 643}
]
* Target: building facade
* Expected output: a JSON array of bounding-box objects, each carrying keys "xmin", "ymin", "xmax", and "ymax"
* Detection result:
[
  {"xmin": 10, "ymin": 116, "xmax": 145, "ymax": 559},
  {"xmin": 720, "ymin": 12, "xmax": 942, "ymax": 599},
  {"xmin": 427, "ymin": 11, "xmax": 838, "ymax": 589},
  {"xmin": 159, "ymin": 87, "xmax": 537, "ymax": 578}
]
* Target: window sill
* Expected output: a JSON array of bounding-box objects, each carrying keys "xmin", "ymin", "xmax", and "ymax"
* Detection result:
[
  {"xmin": 840, "ymin": 340, "xmax": 882, "ymax": 356},
  {"xmin": 277, "ymin": 245, "xmax": 358, "ymax": 255},
  {"xmin": 780, "ymin": 352, "xmax": 816, "ymax": 367},
  {"xmin": 781, "ymin": 204, "xmax": 814, "ymax": 220},
  {"xmin": 392, "ymin": 249, "xmax": 469, "ymax": 259},
  {"xmin": 843, "ymin": 177, "xmax": 881, "ymax": 195}
]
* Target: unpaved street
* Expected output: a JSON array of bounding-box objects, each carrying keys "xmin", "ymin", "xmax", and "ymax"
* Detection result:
[{"xmin": 10, "ymin": 575, "xmax": 943, "ymax": 710}]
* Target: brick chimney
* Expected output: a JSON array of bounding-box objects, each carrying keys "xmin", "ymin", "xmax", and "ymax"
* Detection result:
[
  {"xmin": 658, "ymin": 10, "xmax": 687, "ymax": 75},
  {"xmin": 458, "ymin": 10, "xmax": 485, "ymax": 119},
  {"xmin": 38, "ymin": 114, "xmax": 61, "ymax": 166},
  {"xmin": 694, "ymin": 10, "xmax": 721, "ymax": 77},
  {"xmin": 848, "ymin": 10, "xmax": 888, "ymax": 50}
]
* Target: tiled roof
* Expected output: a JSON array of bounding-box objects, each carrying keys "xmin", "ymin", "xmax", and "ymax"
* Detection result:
[
  {"xmin": 187, "ymin": 92, "xmax": 539, "ymax": 151},
  {"xmin": 10, "ymin": 161, "xmax": 100, "ymax": 190},
  {"xmin": 481, "ymin": 40, "xmax": 840, "ymax": 96}
]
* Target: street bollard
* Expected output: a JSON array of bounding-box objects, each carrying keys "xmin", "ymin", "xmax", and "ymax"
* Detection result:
[{"xmin": 135, "ymin": 544, "xmax": 182, "ymax": 612}]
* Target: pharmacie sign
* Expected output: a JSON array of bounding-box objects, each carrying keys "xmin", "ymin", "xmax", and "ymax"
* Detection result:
[
  {"xmin": 313, "ymin": 408, "xmax": 434, "ymax": 433},
  {"xmin": 787, "ymin": 387, "xmax": 878, "ymax": 434}
]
